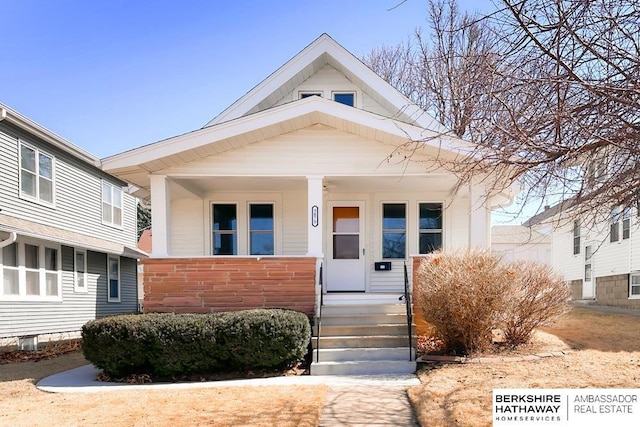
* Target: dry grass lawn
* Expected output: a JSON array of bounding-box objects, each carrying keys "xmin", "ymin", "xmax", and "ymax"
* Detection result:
[
  {"xmin": 408, "ymin": 307, "xmax": 640, "ymax": 427},
  {"xmin": 0, "ymin": 351, "xmax": 326, "ymax": 426}
]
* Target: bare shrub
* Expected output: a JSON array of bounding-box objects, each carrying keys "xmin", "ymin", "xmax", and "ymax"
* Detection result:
[
  {"xmin": 501, "ymin": 262, "xmax": 571, "ymax": 346},
  {"xmin": 414, "ymin": 249, "xmax": 510, "ymax": 354}
]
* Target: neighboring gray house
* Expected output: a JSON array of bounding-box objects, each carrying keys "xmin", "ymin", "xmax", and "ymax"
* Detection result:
[{"xmin": 0, "ymin": 103, "xmax": 144, "ymax": 348}]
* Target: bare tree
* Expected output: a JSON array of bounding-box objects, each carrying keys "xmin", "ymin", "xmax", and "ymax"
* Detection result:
[{"xmin": 366, "ymin": 0, "xmax": 640, "ymax": 225}]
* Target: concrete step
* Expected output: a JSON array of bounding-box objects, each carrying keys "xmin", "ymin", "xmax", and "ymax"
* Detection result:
[
  {"xmin": 320, "ymin": 303, "xmax": 408, "ymax": 316},
  {"xmin": 315, "ymin": 324, "xmax": 410, "ymax": 337},
  {"xmin": 319, "ymin": 313, "xmax": 409, "ymax": 326},
  {"xmin": 322, "ymin": 293, "xmax": 406, "ymax": 305},
  {"xmin": 313, "ymin": 347, "xmax": 415, "ymax": 362},
  {"xmin": 312, "ymin": 335, "xmax": 411, "ymax": 349},
  {"xmin": 310, "ymin": 360, "xmax": 417, "ymax": 376}
]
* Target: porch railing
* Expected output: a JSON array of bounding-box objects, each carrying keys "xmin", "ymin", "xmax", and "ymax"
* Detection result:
[{"xmin": 403, "ymin": 261, "xmax": 414, "ymax": 362}]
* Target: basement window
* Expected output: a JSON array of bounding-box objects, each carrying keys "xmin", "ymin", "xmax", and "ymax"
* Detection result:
[{"xmin": 630, "ymin": 273, "xmax": 640, "ymax": 299}]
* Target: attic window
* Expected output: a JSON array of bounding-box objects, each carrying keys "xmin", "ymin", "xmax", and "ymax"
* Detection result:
[
  {"xmin": 333, "ymin": 92, "xmax": 355, "ymax": 107},
  {"xmin": 300, "ymin": 92, "xmax": 322, "ymax": 99}
]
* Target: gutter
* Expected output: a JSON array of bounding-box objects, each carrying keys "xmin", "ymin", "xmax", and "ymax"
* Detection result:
[
  {"xmin": 0, "ymin": 104, "xmax": 101, "ymax": 168},
  {"xmin": 0, "ymin": 232, "xmax": 17, "ymax": 249}
]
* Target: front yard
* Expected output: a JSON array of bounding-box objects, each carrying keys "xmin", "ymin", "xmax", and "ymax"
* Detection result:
[
  {"xmin": 0, "ymin": 351, "xmax": 326, "ymax": 426},
  {"xmin": 408, "ymin": 307, "xmax": 640, "ymax": 426}
]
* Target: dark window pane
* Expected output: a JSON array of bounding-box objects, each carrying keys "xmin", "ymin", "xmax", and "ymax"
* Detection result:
[
  {"xmin": 109, "ymin": 280, "xmax": 119, "ymax": 298},
  {"xmin": 333, "ymin": 93, "xmax": 354, "ymax": 106},
  {"xmin": 419, "ymin": 203, "xmax": 443, "ymax": 229},
  {"xmin": 420, "ymin": 233, "xmax": 442, "ymax": 254},
  {"xmin": 25, "ymin": 244, "xmax": 39, "ymax": 269},
  {"xmin": 383, "ymin": 204, "xmax": 406, "ymax": 230},
  {"xmin": 214, "ymin": 234, "xmax": 237, "ymax": 255},
  {"xmin": 39, "ymin": 177, "xmax": 53, "ymax": 203},
  {"xmin": 76, "ymin": 252, "xmax": 85, "ymax": 274},
  {"xmin": 251, "ymin": 233, "xmax": 274, "ymax": 255},
  {"xmin": 383, "ymin": 232, "xmax": 406, "ymax": 259},
  {"xmin": 300, "ymin": 93, "xmax": 321, "ymax": 98},
  {"xmin": 250, "ymin": 204, "xmax": 273, "ymax": 231},
  {"xmin": 213, "ymin": 204, "xmax": 237, "ymax": 231},
  {"xmin": 2, "ymin": 243, "xmax": 17, "ymax": 267},
  {"xmin": 333, "ymin": 235, "xmax": 359, "ymax": 259},
  {"xmin": 45, "ymin": 248, "xmax": 57, "ymax": 271},
  {"xmin": 39, "ymin": 154, "xmax": 52, "ymax": 179}
]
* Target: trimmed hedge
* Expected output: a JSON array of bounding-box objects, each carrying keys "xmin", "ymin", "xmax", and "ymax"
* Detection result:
[{"xmin": 82, "ymin": 309, "xmax": 311, "ymax": 377}]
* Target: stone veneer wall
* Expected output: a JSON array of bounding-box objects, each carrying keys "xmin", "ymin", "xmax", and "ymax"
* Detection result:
[
  {"xmin": 141, "ymin": 257, "xmax": 316, "ymax": 315},
  {"xmin": 569, "ymin": 279, "xmax": 583, "ymax": 301},
  {"xmin": 596, "ymin": 274, "xmax": 640, "ymax": 310}
]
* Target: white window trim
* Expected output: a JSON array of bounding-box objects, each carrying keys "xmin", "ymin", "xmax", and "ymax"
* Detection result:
[
  {"xmin": 18, "ymin": 140, "xmax": 56, "ymax": 207},
  {"xmin": 418, "ymin": 201, "xmax": 445, "ymax": 255},
  {"xmin": 299, "ymin": 91, "xmax": 324, "ymax": 99},
  {"xmin": 107, "ymin": 255, "xmax": 121, "ymax": 303},
  {"xmin": 572, "ymin": 220, "xmax": 581, "ymax": 255},
  {"xmin": 332, "ymin": 91, "xmax": 357, "ymax": 107},
  {"xmin": 248, "ymin": 202, "xmax": 276, "ymax": 256},
  {"xmin": 381, "ymin": 202, "xmax": 408, "ymax": 260},
  {"xmin": 74, "ymin": 249, "xmax": 88, "ymax": 293},
  {"xmin": 101, "ymin": 180, "xmax": 124, "ymax": 229},
  {"xmin": 629, "ymin": 273, "xmax": 640, "ymax": 300},
  {"xmin": 622, "ymin": 207, "xmax": 631, "ymax": 240},
  {"xmin": 610, "ymin": 206, "xmax": 621, "ymax": 243},
  {"xmin": 211, "ymin": 202, "xmax": 239, "ymax": 256},
  {"xmin": 0, "ymin": 239, "xmax": 62, "ymax": 301}
]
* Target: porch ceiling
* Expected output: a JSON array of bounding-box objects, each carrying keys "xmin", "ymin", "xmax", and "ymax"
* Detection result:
[{"xmin": 172, "ymin": 174, "xmax": 460, "ymax": 194}]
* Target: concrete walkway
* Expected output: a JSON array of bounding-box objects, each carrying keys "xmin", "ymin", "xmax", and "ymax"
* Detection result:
[
  {"xmin": 37, "ymin": 365, "xmax": 420, "ymax": 426},
  {"xmin": 572, "ymin": 301, "xmax": 640, "ymax": 317}
]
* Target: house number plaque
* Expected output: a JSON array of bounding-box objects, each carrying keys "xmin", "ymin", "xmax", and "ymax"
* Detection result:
[{"xmin": 311, "ymin": 205, "xmax": 319, "ymax": 227}]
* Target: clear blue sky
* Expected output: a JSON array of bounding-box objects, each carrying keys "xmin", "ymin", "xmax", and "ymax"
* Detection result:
[{"xmin": 2, "ymin": 0, "xmax": 496, "ymax": 159}]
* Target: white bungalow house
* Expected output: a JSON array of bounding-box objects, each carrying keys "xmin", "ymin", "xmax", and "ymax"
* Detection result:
[{"xmin": 102, "ymin": 34, "xmax": 515, "ymax": 374}]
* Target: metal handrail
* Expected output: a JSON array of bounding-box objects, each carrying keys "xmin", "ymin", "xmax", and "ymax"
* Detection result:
[
  {"xmin": 403, "ymin": 261, "xmax": 414, "ymax": 361},
  {"xmin": 315, "ymin": 262, "xmax": 323, "ymax": 363}
]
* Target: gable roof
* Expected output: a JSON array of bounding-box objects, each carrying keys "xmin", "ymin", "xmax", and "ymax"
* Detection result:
[
  {"xmin": 0, "ymin": 103, "xmax": 100, "ymax": 167},
  {"xmin": 204, "ymin": 33, "xmax": 448, "ymax": 134},
  {"xmin": 102, "ymin": 95, "xmax": 470, "ymax": 190}
]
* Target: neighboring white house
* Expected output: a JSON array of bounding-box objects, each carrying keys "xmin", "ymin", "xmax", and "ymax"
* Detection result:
[
  {"xmin": 491, "ymin": 225, "xmax": 551, "ymax": 265},
  {"xmin": 0, "ymin": 103, "xmax": 145, "ymax": 349},
  {"xmin": 101, "ymin": 33, "xmax": 517, "ymax": 374},
  {"xmin": 525, "ymin": 200, "xmax": 640, "ymax": 309}
]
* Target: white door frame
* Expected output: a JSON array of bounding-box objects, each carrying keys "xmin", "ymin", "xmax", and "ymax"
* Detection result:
[
  {"xmin": 582, "ymin": 243, "xmax": 595, "ymax": 299},
  {"xmin": 325, "ymin": 201, "xmax": 366, "ymax": 292}
]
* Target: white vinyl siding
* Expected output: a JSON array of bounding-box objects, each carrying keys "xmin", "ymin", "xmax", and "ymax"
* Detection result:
[{"xmin": 0, "ymin": 122, "xmax": 137, "ymax": 247}]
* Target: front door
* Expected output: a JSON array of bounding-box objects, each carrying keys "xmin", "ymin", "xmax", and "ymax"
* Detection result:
[{"xmin": 326, "ymin": 202, "xmax": 366, "ymax": 292}]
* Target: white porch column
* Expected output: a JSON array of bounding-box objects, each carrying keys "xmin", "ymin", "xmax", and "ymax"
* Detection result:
[
  {"xmin": 150, "ymin": 174, "xmax": 171, "ymax": 257},
  {"xmin": 306, "ymin": 175, "xmax": 324, "ymax": 257},
  {"xmin": 468, "ymin": 184, "xmax": 490, "ymax": 248}
]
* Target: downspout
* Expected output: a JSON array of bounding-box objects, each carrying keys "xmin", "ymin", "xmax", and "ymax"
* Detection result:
[{"xmin": 0, "ymin": 232, "xmax": 18, "ymax": 249}]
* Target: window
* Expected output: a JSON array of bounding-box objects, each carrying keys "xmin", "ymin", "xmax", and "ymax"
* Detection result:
[
  {"xmin": 382, "ymin": 203, "xmax": 406, "ymax": 259},
  {"xmin": 107, "ymin": 256, "xmax": 120, "ymax": 302},
  {"xmin": 573, "ymin": 220, "xmax": 581, "ymax": 255},
  {"xmin": 249, "ymin": 204, "xmax": 274, "ymax": 255},
  {"xmin": 0, "ymin": 241, "xmax": 60, "ymax": 299},
  {"xmin": 1, "ymin": 243, "xmax": 19, "ymax": 295},
  {"xmin": 20, "ymin": 143, "xmax": 54, "ymax": 204},
  {"xmin": 623, "ymin": 207, "xmax": 631, "ymax": 240},
  {"xmin": 419, "ymin": 203, "xmax": 443, "ymax": 254},
  {"xmin": 333, "ymin": 92, "xmax": 355, "ymax": 107},
  {"xmin": 584, "ymin": 245, "xmax": 592, "ymax": 282},
  {"xmin": 630, "ymin": 273, "xmax": 640, "ymax": 299},
  {"xmin": 102, "ymin": 181, "xmax": 123, "ymax": 227},
  {"xmin": 212, "ymin": 204, "xmax": 237, "ymax": 255},
  {"xmin": 300, "ymin": 92, "xmax": 322, "ymax": 99},
  {"xmin": 74, "ymin": 250, "xmax": 87, "ymax": 292},
  {"xmin": 610, "ymin": 206, "xmax": 621, "ymax": 242}
]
